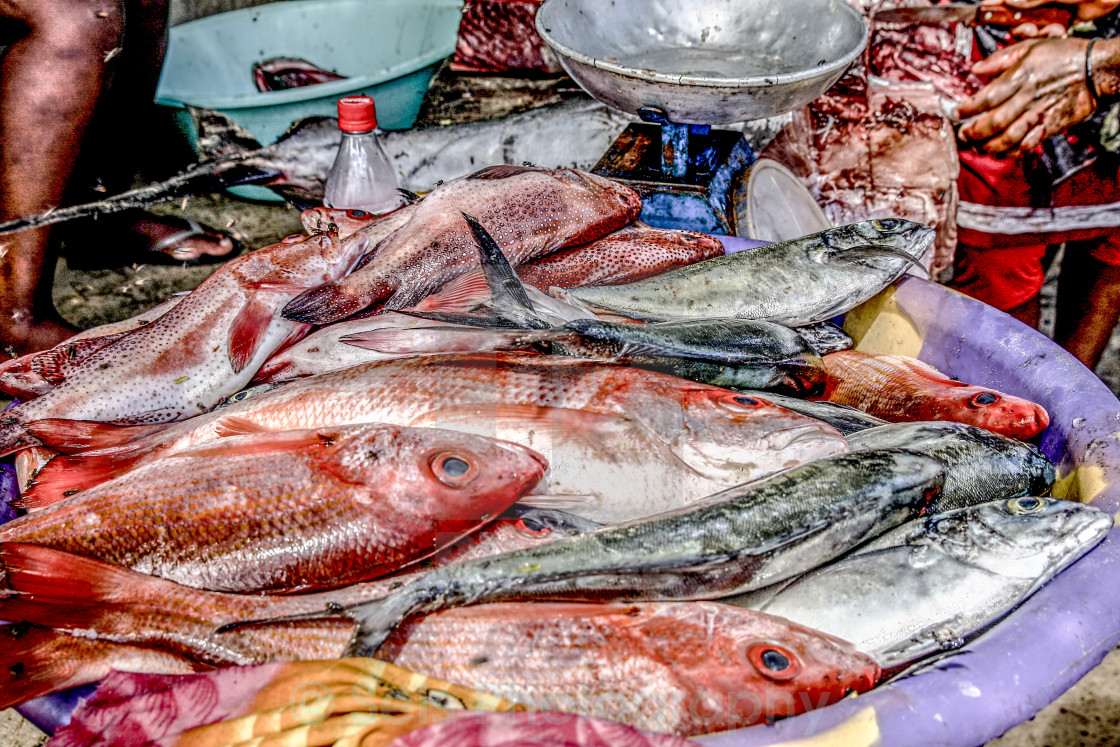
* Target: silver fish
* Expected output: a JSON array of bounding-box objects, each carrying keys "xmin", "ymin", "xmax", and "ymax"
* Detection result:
[
  {"xmin": 231, "ymin": 449, "xmax": 945, "ymax": 654},
  {"xmin": 726, "ymin": 496, "xmax": 1112, "ymax": 669},
  {"xmin": 558, "ymin": 219, "xmax": 935, "ymax": 326},
  {"xmin": 846, "ymin": 421, "xmax": 1055, "ymax": 512}
]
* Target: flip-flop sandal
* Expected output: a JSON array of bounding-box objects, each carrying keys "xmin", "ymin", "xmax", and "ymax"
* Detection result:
[
  {"xmin": 146, "ymin": 217, "xmax": 240, "ymax": 265},
  {"xmin": 63, "ymin": 215, "xmax": 241, "ymax": 270}
]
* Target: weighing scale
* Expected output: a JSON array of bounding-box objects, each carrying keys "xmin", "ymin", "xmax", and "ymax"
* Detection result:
[{"xmin": 534, "ymin": 0, "xmax": 868, "ymax": 236}]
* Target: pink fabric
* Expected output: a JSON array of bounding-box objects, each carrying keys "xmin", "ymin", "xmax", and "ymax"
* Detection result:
[
  {"xmin": 45, "ymin": 664, "xmax": 285, "ymax": 747},
  {"xmin": 391, "ymin": 711, "xmax": 698, "ymax": 747}
]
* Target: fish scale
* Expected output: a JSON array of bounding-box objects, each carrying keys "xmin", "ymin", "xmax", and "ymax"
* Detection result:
[
  {"xmin": 0, "ymin": 423, "xmax": 545, "ymax": 593},
  {"xmin": 281, "ymin": 166, "xmax": 643, "ymax": 324}
]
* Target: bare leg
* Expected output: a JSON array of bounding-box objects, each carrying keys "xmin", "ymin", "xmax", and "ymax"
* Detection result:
[
  {"xmin": 1053, "ymin": 239, "xmax": 1120, "ymax": 370},
  {"xmin": 0, "ymin": 0, "xmax": 123, "ymax": 356}
]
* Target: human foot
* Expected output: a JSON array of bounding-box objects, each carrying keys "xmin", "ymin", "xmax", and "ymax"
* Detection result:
[{"xmin": 63, "ymin": 211, "xmax": 239, "ymax": 269}]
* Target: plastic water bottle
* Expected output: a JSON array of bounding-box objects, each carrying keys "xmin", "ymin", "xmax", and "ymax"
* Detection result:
[{"xmin": 323, "ymin": 95, "xmax": 402, "ymax": 214}]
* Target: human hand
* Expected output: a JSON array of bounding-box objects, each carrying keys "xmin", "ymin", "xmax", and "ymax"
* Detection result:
[
  {"xmin": 957, "ymin": 37, "xmax": 1096, "ymax": 154},
  {"xmin": 1003, "ymin": 0, "xmax": 1120, "ymax": 21}
]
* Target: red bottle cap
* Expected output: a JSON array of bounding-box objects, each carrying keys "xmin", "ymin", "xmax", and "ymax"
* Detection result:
[{"xmin": 337, "ymin": 95, "xmax": 377, "ymax": 132}]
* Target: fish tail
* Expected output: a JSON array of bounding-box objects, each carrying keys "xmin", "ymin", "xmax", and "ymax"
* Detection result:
[
  {"xmin": 347, "ymin": 586, "xmax": 431, "ymax": 657},
  {"xmin": 0, "ymin": 419, "xmax": 39, "ymax": 458},
  {"xmin": 282, "ymin": 281, "xmax": 372, "ymax": 324}
]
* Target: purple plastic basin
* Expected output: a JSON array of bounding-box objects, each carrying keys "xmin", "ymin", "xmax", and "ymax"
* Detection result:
[{"xmin": 9, "ymin": 237, "xmax": 1120, "ymax": 744}]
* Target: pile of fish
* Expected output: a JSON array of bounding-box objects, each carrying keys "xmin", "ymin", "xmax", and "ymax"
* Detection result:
[{"xmin": 0, "ymin": 165, "xmax": 1107, "ymax": 742}]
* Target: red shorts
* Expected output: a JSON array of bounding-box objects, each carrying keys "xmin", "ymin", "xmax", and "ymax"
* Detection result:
[{"xmin": 950, "ymin": 149, "xmax": 1120, "ymax": 310}]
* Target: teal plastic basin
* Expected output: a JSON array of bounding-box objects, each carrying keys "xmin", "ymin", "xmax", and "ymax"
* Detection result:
[{"xmin": 155, "ymin": 0, "xmax": 463, "ymax": 199}]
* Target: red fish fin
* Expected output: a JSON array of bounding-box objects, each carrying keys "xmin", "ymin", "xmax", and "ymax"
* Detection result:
[
  {"xmin": 0, "ymin": 421, "xmax": 39, "ymax": 458},
  {"xmin": 174, "ymin": 429, "xmax": 329, "ymax": 460},
  {"xmin": 339, "ymin": 328, "xmax": 427, "ymax": 353},
  {"xmin": 228, "ymin": 297, "xmax": 276, "ymax": 374},
  {"xmin": 894, "ymin": 355, "xmax": 962, "ymax": 385},
  {"xmin": 24, "ymin": 418, "xmax": 165, "ymax": 454},
  {"xmin": 411, "ymin": 270, "xmax": 491, "ymax": 313},
  {"xmin": 0, "ymin": 625, "xmax": 203, "ymax": 710},
  {"xmin": 467, "ymin": 165, "xmax": 539, "ymax": 180},
  {"xmin": 282, "ymin": 282, "xmax": 370, "ymax": 325},
  {"xmin": 213, "ymin": 416, "xmax": 270, "ymax": 438},
  {"xmin": 18, "ymin": 452, "xmax": 140, "ymax": 510},
  {"xmin": 0, "ymin": 543, "xmax": 147, "ymax": 604}
]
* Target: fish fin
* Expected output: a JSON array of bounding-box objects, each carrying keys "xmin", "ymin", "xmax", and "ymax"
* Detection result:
[
  {"xmin": 461, "ymin": 212, "xmax": 547, "ymax": 329},
  {"xmin": 228, "ymin": 297, "xmax": 276, "ymax": 374},
  {"xmin": 466, "ymin": 165, "xmax": 539, "ymax": 180},
  {"xmin": 0, "ymin": 543, "xmax": 152, "ymax": 606},
  {"xmin": 172, "ymin": 429, "xmax": 332, "ymax": 460},
  {"xmin": 23, "ymin": 419, "xmax": 163, "ymax": 455},
  {"xmin": 283, "ymin": 282, "xmax": 371, "ymax": 324},
  {"xmin": 18, "ymin": 452, "xmax": 134, "ymax": 510},
  {"xmin": 398, "ymin": 188, "xmax": 422, "ymax": 205},
  {"xmin": 213, "ymin": 416, "xmax": 270, "ymax": 438},
  {"xmin": 410, "ymin": 271, "xmax": 490, "ymax": 314},
  {"xmin": 339, "ymin": 328, "xmax": 437, "ymax": 353},
  {"xmin": 894, "ymin": 355, "xmax": 960, "ymax": 384},
  {"xmin": 192, "ymin": 107, "xmax": 263, "ymax": 160},
  {"xmin": 0, "ymin": 626, "xmax": 106, "ymax": 709},
  {"xmin": 516, "ymin": 494, "xmax": 597, "ymax": 509},
  {"xmin": 0, "ymin": 420, "xmax": 39, "ymax": 458},
  {"xmin": 398, "ymin": 310, "xmax": 521, "ymax": 329}
]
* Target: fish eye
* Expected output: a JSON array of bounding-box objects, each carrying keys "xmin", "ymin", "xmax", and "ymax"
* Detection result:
[
  {"xmin": 872, "ymin": 218, "xmax": 900, "ymax": 231},
  {"xmin": 346, "ymin": 209, "xmax": 370, "ymax": 219},
  {"xmin": 515, "ymin": 518, "xmax": 551, "ymax": 537},
  {"xmin": 431, "ymin": 452, "xmax": 478, "ymax": 487},
  {"xmin": 969, "ymin": 392, "xmax": 1001, "ymax": 407},
  {"xmin": 747, "ymin": 643, "xmax": 801, "ymax": 681},
  {"xmin": 229, "ymin": 390, "xmax": 250, "ymax": 403},
  {"xmin": 720, "ymin": 394, "xmax": 766, "ymax": 411},
  {"xmin": 1007, "ymin": 496, "xmax": 1046, "ymax": 515}
]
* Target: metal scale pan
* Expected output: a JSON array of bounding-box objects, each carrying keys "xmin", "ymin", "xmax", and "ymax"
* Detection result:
[{"xmin": 535, "ymin": 0, "xmax": 867, "ymax": 235}]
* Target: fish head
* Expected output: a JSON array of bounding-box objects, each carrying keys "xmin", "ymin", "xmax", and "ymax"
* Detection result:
[
  {"xmin": 319, "ymin": 424, "xmax": 547, "ymax": 533},
  {"xmin": 810, "ymin": 219, "xmax": 935, "ymax": 277},
  {"xmin": 556, "ymin": 169, "xmax": 644, "ymax": 222},
  {"xmin": 253, "ymin": 228, "xmax": 377, "ymax": 289},
  {"xmin": 933, "ymin": 386, "xmax": 1050, "ymax": 440},
  {"xmin": 300, "ymin": 206, "xmax": 379, "ymax": 237},
  {"xmin": 931, "ymin": 497, "xmax": 1112, "ymax": 580},
  {"xmin": 673, "ymin": 389, "xmax": 850, "ymax": 481},
  {"xmin": 641, "ymin": 603, "xmax": 879, "ymax": 731}
]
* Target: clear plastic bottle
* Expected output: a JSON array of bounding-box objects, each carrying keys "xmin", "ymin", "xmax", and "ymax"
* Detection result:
[{"xmin": 323, "ymin": 95, "xmax": 403, "ymax": 214}]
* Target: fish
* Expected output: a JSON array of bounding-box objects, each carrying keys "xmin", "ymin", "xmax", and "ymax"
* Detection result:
[
  {"xmin": 413, "ymin": 403, "xmax": 820, "ymax": 525},
  {"xmin": 376, "ymin": 601, "xmax": 881, "ymax": 736},
  {"xmin": 846, "ymin": 421, "xmax": 1055, "ymax": 512},
  {"xmin": 0, "ymin": 227, "xmax": 374, "ymax": 455},
  {"xmin": 281, "ymin": 166, "xmax": 643, "ymax": 323},
  {"xmin": 397, "ymin": 214, "xmax": 828, "ymax": 394},
  {"xmin": 725, "ymin": 496, "xmax": 1112, "ymax": 669},
  {"xmin": 0, "ymin": 99, "xmax": 632, "ymax": 233},
  {"xmin": 0, "ymin": 512, "xmax": 592, "ymax": 667},
  {"xmin": 234, "ymin": 449, "xmax": 944, "ymax": 655},
  {"xmin": 0, "ymin": 623, "xmax": 204, "ymax": 710},
  {"xmin": 556, "ymin": 219, "xmax": 934, "ymax": 325},
  {"xmin": 735, "ymin": 390, "xmax": 889, "ymax": 435},
  {"xmin": 21, "ymin": 352, "xmax": 849, "ymax": 507},
  {"xmin": 0, "ymin": 295, "xmax": 188, "ymax": 401},
  {"xmin": 252, "ymin": 56, "xmax": 346, "ymax": 92},
  {"xmin": 513, "ymin": 222, "xmax": 726, "ymax": 290},
  {"xmin": 0, "ymin": 423, "xmax": 546, "ymax": 592},
  {"xmin": 820, "ymin": 350, "xmax": 1050, "ymax": 439}
]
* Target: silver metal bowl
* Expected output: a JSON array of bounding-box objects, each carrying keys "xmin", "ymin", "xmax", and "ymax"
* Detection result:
[{"xmin": 535, "ymin": 0, "xmax": 868, "ymax": 124}]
